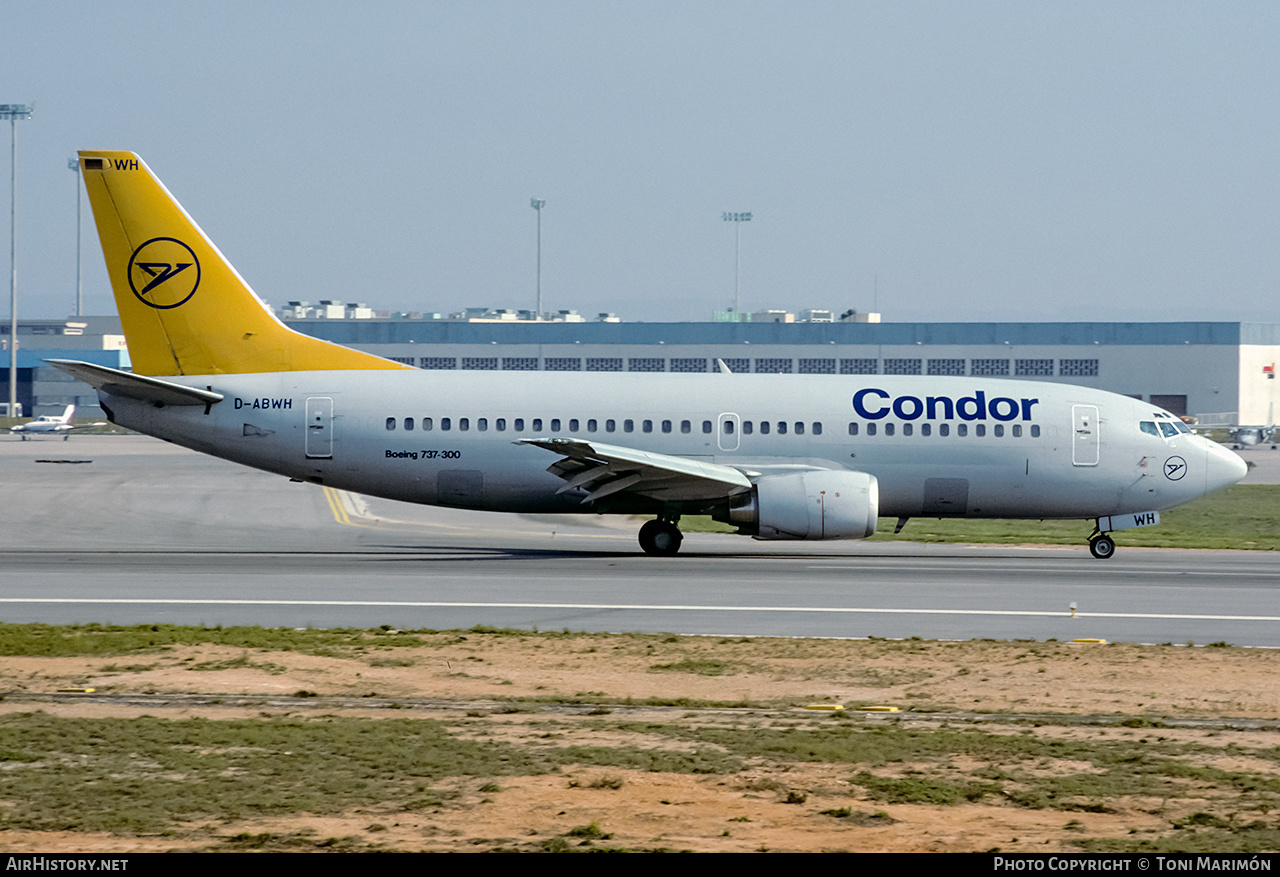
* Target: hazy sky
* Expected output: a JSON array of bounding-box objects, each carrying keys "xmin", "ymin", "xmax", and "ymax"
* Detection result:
[{"xmin": 5, "ymin": 1, "xmax": 1280, "ymax": 324}]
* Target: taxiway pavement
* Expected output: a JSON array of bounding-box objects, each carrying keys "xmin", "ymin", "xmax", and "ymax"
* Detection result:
[{"xmin": 2, "ymin": 435, "xmax": 1277, "ymax": 645}]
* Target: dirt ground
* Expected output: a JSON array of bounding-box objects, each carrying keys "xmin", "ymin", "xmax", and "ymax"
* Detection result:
[{"xmin": 1, "ymin": 632, "xmax": 1278, "ymax": 853}]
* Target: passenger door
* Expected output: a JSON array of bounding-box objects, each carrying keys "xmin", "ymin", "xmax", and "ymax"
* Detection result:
[
  {"xmin": 305, "ymin": 396, "xmax": 333, "ymax": 459},
  {"xmin": 1072, "ymin": 404, "xmax": 1099, "ymax": 466}
]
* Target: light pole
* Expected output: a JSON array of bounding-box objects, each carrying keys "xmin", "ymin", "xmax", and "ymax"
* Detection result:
[
  {"xmin": 68, "ymin": 158, "xmax": 82, "ymax": 318},
  {"xmin": 531, "ymin": 198, "xmax": 545, "ymax": 318},
  {"xmin": 722, "ymin": 211, "xmax": 752, "ymax": 319},
  {"xmin": 2, "ymin": 103, "xmax": 33, "ymax": 419}
]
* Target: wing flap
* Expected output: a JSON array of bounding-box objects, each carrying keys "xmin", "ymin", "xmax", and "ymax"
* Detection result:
[
  {"xmin": 517, "ymin": 437, "xmax": 752, "ymax": 503},
  {"xmin": 45, "ymin": 359, "xmax": 224, "ymax": 407}
]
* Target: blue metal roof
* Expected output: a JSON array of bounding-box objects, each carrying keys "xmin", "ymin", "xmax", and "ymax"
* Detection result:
[
  {"xmin": 21, "ymin": 349, "xmax": 132, "ymax": 369},
  {"xmin": 288, "ymin": 320, "xmax": 1271, "ymax": 347}
]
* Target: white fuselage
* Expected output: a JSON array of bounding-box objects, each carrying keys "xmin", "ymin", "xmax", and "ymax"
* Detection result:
[
  {"xmin": 11, "ymin": 419, "xmax": 73, "ymax": 438},
  {"xmin": 100, "ymin": 370, "xmax": 1246, "ymax": 522}
]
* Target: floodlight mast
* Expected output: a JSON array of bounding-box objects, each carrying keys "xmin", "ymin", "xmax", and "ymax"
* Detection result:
[
  {"xmin": 2, "ymin": 103, "xmax": 33, "ymax": 419},
  {"xmin": 722, "ymin": 211, "xmax": 752, "ymax": 319},
  {"xmin": 69, "ymin": 158, "xmax": 82, "ymax": 318},
  {"xmin": 531, "ymin": 198, "xmax": 546, "ymax": 318}
]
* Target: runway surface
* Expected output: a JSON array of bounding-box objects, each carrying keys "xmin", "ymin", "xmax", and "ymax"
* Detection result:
[{"xmin": 2, "ymin": 435, "xmax": 1278, "ymax": 645}]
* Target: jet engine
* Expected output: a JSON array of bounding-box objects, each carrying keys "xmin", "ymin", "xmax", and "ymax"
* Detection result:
[{"xmin": 722, "ymin": 470, "xmax": 879, "ymax": 540}]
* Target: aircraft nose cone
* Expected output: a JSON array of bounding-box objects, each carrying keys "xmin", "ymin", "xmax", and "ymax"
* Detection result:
[{"xmin": 1205, "ymin": 442, "xmax": 1248, "ymax": 491}]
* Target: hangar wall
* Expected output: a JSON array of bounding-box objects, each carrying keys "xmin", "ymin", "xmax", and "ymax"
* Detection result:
[
  {"xmin": 287, "ymin": 320, "xmax": 1276, "ymax": 424},
  {"xmin": 9, "ymin": 318, "xmax": 1277, "ymax": 426}
]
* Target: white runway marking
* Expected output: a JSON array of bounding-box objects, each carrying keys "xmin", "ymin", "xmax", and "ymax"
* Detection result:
[
  {"xmin": 0, "ymin": 597, "xmax": 1277, "ymax": 623},
  {"xmin": 808, "ymin": 564, "xmax": 1280, "ymax": 578}
]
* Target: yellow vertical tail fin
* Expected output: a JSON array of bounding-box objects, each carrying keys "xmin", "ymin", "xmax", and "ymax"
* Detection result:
[{"xmin": 78, "ymin": 151, "xmax": 409, "ymax": 377}]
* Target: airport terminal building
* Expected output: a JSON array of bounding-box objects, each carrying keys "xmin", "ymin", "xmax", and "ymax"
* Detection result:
[{"xmin": 6, "ymin": 318, "xmax": 1278, "ymax": 427}]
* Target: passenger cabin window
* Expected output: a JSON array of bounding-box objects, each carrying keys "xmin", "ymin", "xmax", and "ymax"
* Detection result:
[
  {"xmin": 531, "ymin": 418, "xmax": 542, "ymax": 431},
  {"xmin": 705, "ymin": 420, "xmax": 714, "ymax": 434},
  {"xmin": 760, "ymin": 421, "xmax": 770, "ymax": 435},
  {"xmin": 605, "ymin": 419, "xmax": 615, "ymax": 432},
  {"xmin": 958, "ymin": 423, "xmax": 968, "ymax": 437},
  {"xmin": 404, "ymin": 417, "xmax": 414, "ymax": 431},
  {"xmin": 496, "ymin": 418, "xmax": 506, "ymax": 431},
  {"xmin": 460, "ymin": 418, "xmax": 470, "ymax": 431},
  {"xmin": 569, "ymin": 419, "xmax": 579, "ymax": 432},
  {"xmin": 442, "ymin": 418, "xmax": 452, "ymax": 431},
  {"xmin": 848, "ymin": 422, "xmax": 858, "ymax": 436},
  {"xmin": 1031, "ymin": 425, "xmax": 1041, "ymax": 437},
  {"xmin": 478, "ymin": 418, "xmax": 488, "ymax": 432},
  {"xmin": 994, "ymin": 424, "xmax": 1004, "ymax": 437},
  {"xmin": 681, "ymin": 420, "xmax": 691, "ymax": 434},
  {"xmin": 1012, "ymin": 425, "xmax": 1022, "ymax": 437},
  {"xmin": 720, "ymin": 420, "xmax": 732, "ymax": 434},
  {"xmin": 643, "ymin": 420, "xmax": 653, "ymax": 433},
  {"xmin": 813, "ymin": 422, "xmax": 822, "ymax": 436},
  {"xmin": 939, "ymin": 423, "xmax": 949, "ymax": 437},
  {"xmin": 975, "ymin": 424, "xmax": 984, "ymax": 437},
  {"xmin": 623, "ymin": 419, "xmax": 633, "ymax": 433},
  {"xmin": 795, "ymin": 422, "xmax": 804, "ymax": 435},
  {"xmin": 386, "ymin": 417, "xmax": 395, "ymax": 431},
  {"xmin": 921, "ymin": 423, "xmax": 931, "ymax": 437},
  {"xmin": 587, "ymin": 419, "xmax": 597, "ymax": 432},
  {"xmin": 423, "ymin": 417, "xmax": 433, "ymax": 431},
  {"xmin": 777, "ymin": 422, "xmax": 787, "ymax": 435},
  {"xmin": 551, "ymin": 418, "xmax": 561, "ymax": 431},
  {"xmin": 743, "ymin": 421, "xmax": 753, "ymax": 435},
  {"xmin": 513, "ymin": 418, "xmax": 524, "ymax": 431},
  {"xmin": 866, "ymin": 423, "xmax": 876, "ymax": 436},
  {"xmin": 903, "ymin": 423, "xmax": 913, "ymax": 436},
  {"xmin": 884, "ymin": 423, "xmax": 894, "ymax": 436},
  {"xmin": 662, "ymin": 420, "xmax": 672, "ymax": 433}
]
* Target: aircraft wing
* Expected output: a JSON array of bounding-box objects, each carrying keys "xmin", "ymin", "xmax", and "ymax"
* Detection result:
[
  {"xmin": 516, "ymin": 437, "xmax": 753, "ymax": 503},
  {"xmin": 45, "ymin": 360, "xmax": 224, "ymax": 407}
]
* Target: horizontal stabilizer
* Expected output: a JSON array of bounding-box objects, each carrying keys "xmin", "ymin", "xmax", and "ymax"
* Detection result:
[{"xmin": 45, "ymin": 360, "xmax": 224, "ymax": 407}]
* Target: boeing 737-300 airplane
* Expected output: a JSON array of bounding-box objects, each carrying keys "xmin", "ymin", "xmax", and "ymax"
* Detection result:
[{"xmin": 49, "ymin": 152, "xmax": 1248, "ymax": 559}]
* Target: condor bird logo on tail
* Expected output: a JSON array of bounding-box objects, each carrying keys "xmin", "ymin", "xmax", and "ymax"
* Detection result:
[{"xmin": 127, "ymin": 237, "xmax": 200, "ymax": 309}]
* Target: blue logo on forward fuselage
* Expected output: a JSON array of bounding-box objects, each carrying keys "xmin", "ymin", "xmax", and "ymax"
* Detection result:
[{"xmin": 852, "ymin": 388, "xmax": 1039, "ymax": 422}]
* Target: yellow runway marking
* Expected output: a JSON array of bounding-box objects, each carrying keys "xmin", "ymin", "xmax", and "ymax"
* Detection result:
[{"xmin": 322, "ymin": 486, "xmax": 351, "ymax": 525}]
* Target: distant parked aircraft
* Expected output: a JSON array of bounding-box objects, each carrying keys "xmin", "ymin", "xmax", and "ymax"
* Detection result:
[{"xmin": 7, "ymin": 406, "xmax": 105, "ymax": 441}]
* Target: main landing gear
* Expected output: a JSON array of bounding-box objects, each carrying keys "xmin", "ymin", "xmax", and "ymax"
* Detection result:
[{"xmin": 638, "ymin": 518, "xmax": 683, "ymax": 556}]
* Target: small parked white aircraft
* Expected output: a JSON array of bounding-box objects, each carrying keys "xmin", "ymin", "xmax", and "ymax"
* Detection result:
[
  {"xmin": 1224, "ymin": 405, "xmax": 1277, "ymax": 450},
  {"xmin": 7, "ymin": 406, "xmax": 105, "ymax": 441}
]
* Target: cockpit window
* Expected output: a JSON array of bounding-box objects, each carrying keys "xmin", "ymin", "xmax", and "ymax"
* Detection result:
[
  {"xmin": 1158, "ymin": 421, "xmax": 1179, "ymax": 438},
  {"xmin": 1140, "ymin": 421, "xmax": 1158, "ymax": 437},
  {"xmin": 1174, "ymin": 420, "xmax": 1191, "ymax": 434}
]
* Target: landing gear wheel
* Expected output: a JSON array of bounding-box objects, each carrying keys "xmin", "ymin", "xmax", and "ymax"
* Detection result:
[
  {"xmin": 1089, "ymin": 534, "xmax": 1116, "ymax": 560},
  {"xmin": 638, "ymin": 520, "xmax": 660, "ymax": 554},
  {"xmin": 638, "ymin": 519, "xmax": 683, "ymax": 556}
]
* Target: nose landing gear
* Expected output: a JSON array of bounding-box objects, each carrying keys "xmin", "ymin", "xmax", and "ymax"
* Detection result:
[
  {"xmin": 638, "ymin": 518, "xmax": 683, "ymax": 556},
  {"xmin": 1088, "ymin": 531, "xmax": 1116, "ymax": 559}
]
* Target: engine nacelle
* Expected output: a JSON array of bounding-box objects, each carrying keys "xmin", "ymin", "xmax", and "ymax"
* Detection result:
[{"xmin": 726, "ymin": 470, "xmax": 879, "ymax": 540}]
